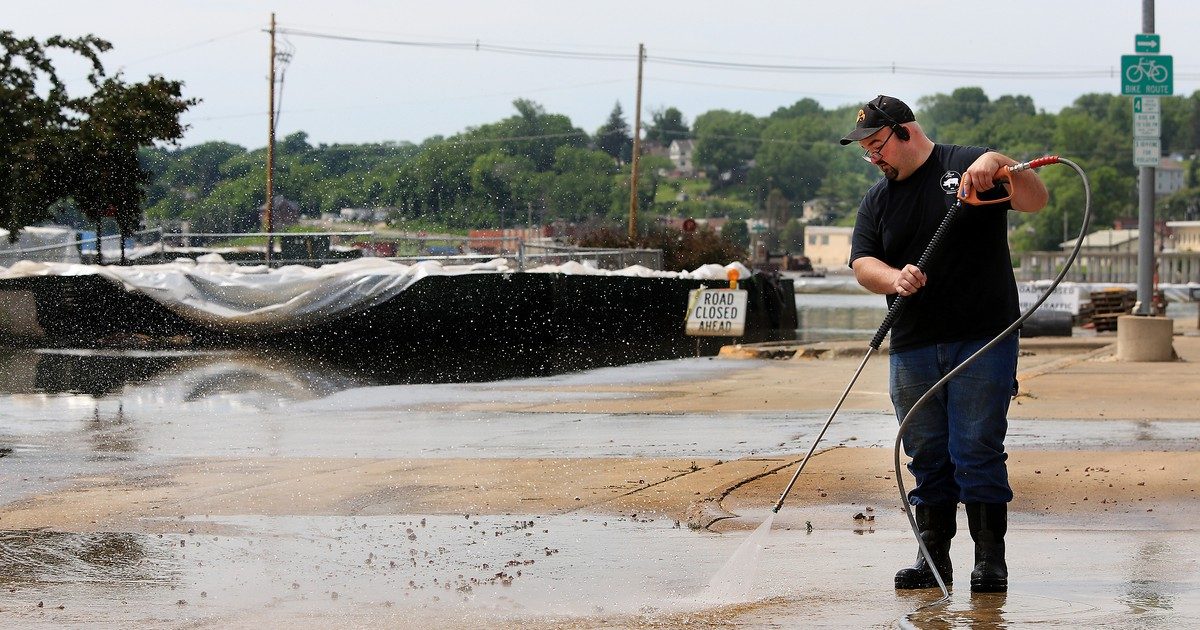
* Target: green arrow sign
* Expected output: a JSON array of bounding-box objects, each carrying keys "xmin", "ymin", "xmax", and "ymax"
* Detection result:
[
  {"xmin": 1135, "ymin": 33, "xmax": 1160, "ymax": 53},
  {"xmin": 1122, "ymin": 55, "xmax": 1173, "ymax": 95}
]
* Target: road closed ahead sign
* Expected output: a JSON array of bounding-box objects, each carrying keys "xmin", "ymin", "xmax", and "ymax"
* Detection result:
[{"xmin": 685, "ymin": 288, "xmax": 748, "ymax": 336}]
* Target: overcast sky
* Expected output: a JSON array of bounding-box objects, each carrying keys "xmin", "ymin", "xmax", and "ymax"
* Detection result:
[{"xmin": 10, "ymin": 1, "xmax": 1199, "ymax": 149}]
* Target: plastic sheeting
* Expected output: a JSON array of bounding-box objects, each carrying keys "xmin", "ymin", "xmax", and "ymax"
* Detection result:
[
  {"xmin": 0, "ymin": 226, "xmax": 80, "ymax": 265},
  {"xmin": 0, "ymin": 255, "xmax": 753, "ymax": 336}
]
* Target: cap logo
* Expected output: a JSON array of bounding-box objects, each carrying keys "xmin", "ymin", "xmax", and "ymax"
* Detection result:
[{"xmin": 856, "ymin": 109, "xmax": 866, "ymax": 123}]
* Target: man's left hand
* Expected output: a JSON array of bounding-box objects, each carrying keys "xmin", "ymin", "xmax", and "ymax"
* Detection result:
[{"xmin": 958, "ymin": 152, "xmax": 1010, "ymax": 201}]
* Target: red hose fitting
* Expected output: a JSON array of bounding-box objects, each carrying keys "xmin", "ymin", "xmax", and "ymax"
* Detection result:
[
  {"xmin": 1028, "ymin": 155, "xmax": 1060, "ymax": 169},
  {"xmin": 1012, "ymin": 155, "xmax": 1060, "ymax": 173}
]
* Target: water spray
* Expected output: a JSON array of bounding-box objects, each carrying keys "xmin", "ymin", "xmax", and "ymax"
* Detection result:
[{"xmin": 763, "ymin": 156, "xmax": 1091, "ymax": 604}]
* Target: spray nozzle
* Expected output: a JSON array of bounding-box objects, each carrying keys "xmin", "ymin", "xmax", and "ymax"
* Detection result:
[
  {"xmin": 957, "ymin": 165, "xmax": 1015, "ymax": 206},
  {"xmin": 957, "ymin": 155, "xmax": 1059, "ymax": 206}
]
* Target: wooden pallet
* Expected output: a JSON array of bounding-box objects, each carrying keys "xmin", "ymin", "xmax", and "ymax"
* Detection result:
[{"xmin": 1088, "ymin": 289, "xmax": 1136, "ymax": 332}]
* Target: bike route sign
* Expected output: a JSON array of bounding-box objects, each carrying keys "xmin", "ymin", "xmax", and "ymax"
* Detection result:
[{"xmin": 1122, "ymin": 54, "xmax": 1173, "ymax": 95}]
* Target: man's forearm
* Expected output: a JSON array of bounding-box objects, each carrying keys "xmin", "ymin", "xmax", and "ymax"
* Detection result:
[{"xmin": 852, "ymin": 257, "xmax": 899, "ymax": 294}]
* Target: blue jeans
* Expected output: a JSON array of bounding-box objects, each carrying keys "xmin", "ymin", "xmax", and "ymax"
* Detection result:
[{"xmin": 889, "ymin": 333, "xmax": 1018, "ymax": 506}]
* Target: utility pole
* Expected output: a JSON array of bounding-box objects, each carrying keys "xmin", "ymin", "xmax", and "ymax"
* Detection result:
[
  {"xmin": 628, "ymin": 43, "xmax": 645, "ymax": 242},
  {"xmin": 265, "ymin": 12, "xmax": 277, "ymax": 264},
  {"xmin": 1135, "ymin": 0, "xmax": 1154, "ymax": 314}
]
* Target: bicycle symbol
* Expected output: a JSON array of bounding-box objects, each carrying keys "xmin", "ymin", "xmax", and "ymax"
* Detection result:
[{"xmin": 1126, "ymin": 58, "xmax": 1169, "ymax": 83}]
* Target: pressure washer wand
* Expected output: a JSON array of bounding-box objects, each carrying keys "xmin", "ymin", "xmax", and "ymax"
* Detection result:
[{"xmin": 771, "ymin": 197, "xmax": 965, "ymax": 514}]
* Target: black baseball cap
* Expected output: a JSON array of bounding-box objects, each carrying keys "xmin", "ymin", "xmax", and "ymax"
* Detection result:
[{"xmin": 839, "ymin": 95, "xmax": 916, "ymax": 145}]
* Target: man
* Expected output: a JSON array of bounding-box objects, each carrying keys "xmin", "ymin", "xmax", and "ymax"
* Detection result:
[{"xmin": 841, "ymin": 95, "xmax": 1048, "ymax": 593}]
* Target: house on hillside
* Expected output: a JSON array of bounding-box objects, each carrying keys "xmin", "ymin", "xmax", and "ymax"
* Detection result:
[
  {"xmin": 668, "ymin": 139, "xmax": 696, "ymax": 177},
  {"xmin": 640, "ymin": 140, "xmax": 669, "ymax": 159},
  {"xmin": 1139, "ymin": 157, "xmax": 1186, "ymax": 198},
  {"xmin": 260, "ymin": 196, "xmax": 301, "ymax": 230},
  {"xmin": 801, "ymin": 198, "xmax": 836, "ymax": 224}
]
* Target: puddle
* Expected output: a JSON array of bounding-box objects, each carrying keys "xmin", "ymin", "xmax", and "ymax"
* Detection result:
[
  {"xmin": 0, "ymin": 530, "xmax": 177, "ymax": 586},
  {"xmin": 0, "ymin": 514, "xmax": 747, "ymax": 627},
  {"xmin": 2, "ymin": 516, "xmax": 1195, "ymax": 628}
]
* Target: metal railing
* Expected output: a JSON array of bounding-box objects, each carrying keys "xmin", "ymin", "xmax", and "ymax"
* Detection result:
[
  {"xmin": 2, "ymin": 228, "xmax": 664, "ymax": 272},
  {"xmin": 0, "ymin": 227, "xmax": 166, "ymax": 265},
  {"xmin": 1015, "ymin": 250, "xmax": 1200, "ymax": 284}
]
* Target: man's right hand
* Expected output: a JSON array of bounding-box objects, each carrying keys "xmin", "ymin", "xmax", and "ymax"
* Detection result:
[{"xmin": 893, "ymin": 264, "xmax": 926, "ymax": 297}]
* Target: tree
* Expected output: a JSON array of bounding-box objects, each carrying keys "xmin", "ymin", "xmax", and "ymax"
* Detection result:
[
  {"xmin": 768, "ymin": 98, "xmax": 822, "ymax": 120},
  {"xmin": 472, "ymin": 99, "xmax": 586, "ymax": 172},
  {"xmin": 611, "ymin": 156, "xmax": 666, "ymax": 221},
  {"xmin": 722, "ymin": 219, "xmax": 749, "ymax": 251},
  {"xmin": 780, "ymin": 218, "xmax": 805, "ymax": 252},
  {"xmin": 469, "ymin": 150, "xmax": 536, "ymax": 224},
  {"xmin": 0, "ymin": 31, "xmax": 193, "ymax": 257},
  {"xmin": 595, "ymin": 102, "xmax": 632, "ymax": 163},
  {"xmin": 692, "ymin": 109, "xmax": 761, "ymax": 176},
  {"xmin": 1009, "ymin": 164, "xmax": 1129, "ymax": 252},
  {"xmin": 0, "ymin": 32, "xmax": 108, "ymax": 239},
  {"xmin": 69, "ymin": 73, "xmax": 196, "ymax": 261},
  {"xmin": 751, "ymin": 117, "xmax": 833, "ymax": 202},
  {"xmin": 645, "ymin": 106, "xmax": 689, "ymax": 145},
  {"xmin": 545, "ymin": 146, "xmax": 617, "ymax": 222},
  {"xmin": 916, "ymin": 87, "xmax": 991, "ymax": 139},
  {"xmin": 764, "ymin": 188, "xmax": 790, "ymax": 250}
]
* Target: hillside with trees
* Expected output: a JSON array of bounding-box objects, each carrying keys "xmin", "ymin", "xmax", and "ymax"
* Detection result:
[
  {"xmin": 6, "ymin": 30, "xmax": 1199, "ymax": 257},
  {"xmin": 132, "ymin": 88, "xmax": 1200, "ymax": 255}
]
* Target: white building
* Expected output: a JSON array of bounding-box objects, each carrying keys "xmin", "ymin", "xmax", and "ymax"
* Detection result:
[
  {"xmin": 668, "ymin": 139, "xmax": 696, "ymax": 177},
  {"xmin": 1154, "ymin": 158, "xmax": 1185, "ymax": 197},
  {"xmin": 1059, "ymin": 228, "xmax": 1140, "ymax": 253},
  {"xmin": 805, "ymin": 225, "xmax": 854, "ymax": 269},
  {"xmin": 1167, "ymin": 220, "xmax": 1200, "ymax": 252}
]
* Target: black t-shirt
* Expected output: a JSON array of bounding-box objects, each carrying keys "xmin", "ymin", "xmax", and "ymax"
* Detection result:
[{"xmin": 849, "ymin": 144, "xmax": 1018, "ymax": 353}]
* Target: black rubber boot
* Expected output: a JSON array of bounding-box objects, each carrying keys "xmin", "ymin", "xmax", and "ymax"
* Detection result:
[
  {"xmin": 895, "ymin": 504, "xmax": 956, "ymax": 589},
  {"xmin": 967, "ymin": 502, "xmax": 1008, "ymax": 593}
]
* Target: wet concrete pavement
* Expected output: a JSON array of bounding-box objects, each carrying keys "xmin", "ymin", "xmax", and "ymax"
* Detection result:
[{"xmin": 2, "ymin": 342, "xmax": 1199, "ymax": 627}]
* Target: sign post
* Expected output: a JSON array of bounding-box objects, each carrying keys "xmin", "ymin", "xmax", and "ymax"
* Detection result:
[{"xmin": 1131, "ymin": 10, "xmax": 1159, "ymax": 318}]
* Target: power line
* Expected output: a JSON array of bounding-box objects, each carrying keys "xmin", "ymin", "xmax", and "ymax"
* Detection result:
[
  {"xmin": 274, "ymin": 26, "xmax": 1200, "ymax": 80},
  {"xmin": 647, "ymin": 76, "xmax": 860, "ymax": 98},
  {"xmin": 122, "ymin": 27, "xmax": 258, "ymax": 67},
  {"xmin": 276, "ymin": 28, "xmax": 632, "ymax": 62},
  {"xmin": 189, "ymin": 78, "xmax": 627, "ymax": 123}
]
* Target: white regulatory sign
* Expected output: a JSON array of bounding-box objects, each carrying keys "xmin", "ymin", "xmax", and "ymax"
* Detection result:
[
  {"xmin": 685, "ymin": 288, "xmax": 748, "ymax": 336},
  {"xmin": 1133, "ymin": 137, "xmax": 1161, "ymax": 167},
  {"xmin": 1133, "ymin": 96, "xmax": 1161, "ymax": 137},
  {"xmin": 1017, "ymin": 283, "xmax": 1082, "ymax": 315},
  {"xmin": 1133, "ymin": 112, "xmax": 1161, "ymax": 137}
]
